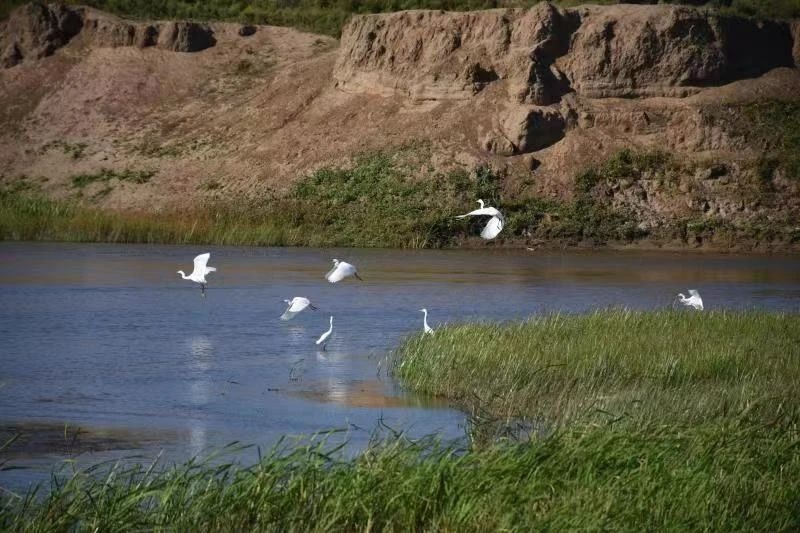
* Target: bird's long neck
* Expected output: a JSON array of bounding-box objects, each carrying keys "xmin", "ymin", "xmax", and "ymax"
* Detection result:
[
  {"xmin": 178, "ymin": 271, "xmax": 188, "ymax": 279},
  {"xmin": 678, "ymin": 293, "xmax": 686, "ymax": 301},
  {"xmin": 422, "ymin": 310, "xmax": 429, "ymax": 327},
  {"xmin": 327, "ymin": 318, "xmax": 333, "ymax": 333}
]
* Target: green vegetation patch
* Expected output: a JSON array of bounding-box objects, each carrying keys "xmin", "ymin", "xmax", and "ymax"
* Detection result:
[
  {"xmin": 1, "ymin": 418, "xmax": 798, "ymax": 530},
  {"xmin": 395, "ymin": 310, "xmax": 800, "ymax": 428},
  {"xmin": 41, "ymin": 140, "xmax": 88, "ymax": 160},
  {"xmin": 70, "ymin": 168, "xmax": 155, "ymax": 188},
  {"xmin": 738, "ymin": 100, "xmax": 800, "ymax": 182}
]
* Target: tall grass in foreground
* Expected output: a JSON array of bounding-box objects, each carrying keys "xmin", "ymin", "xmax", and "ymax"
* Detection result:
[
  {"xmin": 395, "ymin": 310, "xmax": 800, "ymax": 429},
  {"xmin": 2, "ymin": 421, "xmax": 799, "ymax": 531}
]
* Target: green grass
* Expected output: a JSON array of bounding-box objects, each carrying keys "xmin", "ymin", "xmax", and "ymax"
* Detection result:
[
  {"xmin": 2, "ymin": 0, "xmax": 798, "ymax": 37},
  {"xmin": 2, "ymin": 144, "xmax": 798, "ymax": 248},
  {"xmin": 3, "ymin": 311, "xmax": 799, "ymax": 530},
  {"xmin": 70, "ymin": 168, "xmax": 155, "ymax": 189},
  {"xmin": 0, "ymin": 149, "xmax": 647, "ymax": 247},
  {"xmin": 395, "ymin": 310, "xmax": 800, "ymax": 429}
]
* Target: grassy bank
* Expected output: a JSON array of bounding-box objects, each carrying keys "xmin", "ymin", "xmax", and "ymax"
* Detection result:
[
  {"xmin": 3, "ymin": 311, "xmax": 799, "ymax": 530},
  {"xmin": 2, "ymin": 141, "xmax": 798, "ymax": 248},
  {"xmin": 0, "ymin": 150, "xmax": 645, "ymax": 248},
  {"xmin": 395, "ymin": 311, "xmax": 800, "ymax": 428}
]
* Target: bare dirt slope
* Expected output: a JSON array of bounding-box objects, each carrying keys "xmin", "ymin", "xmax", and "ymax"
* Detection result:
[{"xmin": 1, "ymin": 2, "xmax": 799, "ymax": 237}]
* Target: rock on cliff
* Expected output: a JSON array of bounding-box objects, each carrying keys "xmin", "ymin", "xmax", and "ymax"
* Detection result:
[
  {"xmin": 335, "ymin": 4, "xmax": 795, "ymax": 102},
  {"xmin": 335, "ymin": 3, "xmax": 797, "ymax": 157},
  {"xmin": 0, "ymin": 2, "xmax": 215, "ymax": 68}
]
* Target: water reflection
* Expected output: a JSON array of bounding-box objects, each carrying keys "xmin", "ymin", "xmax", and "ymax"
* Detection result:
[{"xmin": 186, "ymin": 336, "xmax": 213, "ymax": 457}]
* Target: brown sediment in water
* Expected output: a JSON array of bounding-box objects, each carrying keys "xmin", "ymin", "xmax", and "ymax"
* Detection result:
[
  {"xmin": 290, "ymin": 380, "xmax": 448, "ymax": 409},
  {"xmin": 0, "ymin": 421, "xmax": 180, "ymax": 460}
]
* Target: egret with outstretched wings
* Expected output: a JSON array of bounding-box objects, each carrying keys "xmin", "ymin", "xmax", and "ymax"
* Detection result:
[
  {"xmin": 456, "ymin": 199, "xmax": 505, "ymax": 239},
  {"xmin": 177, "ymin": 253, "xmax": 217, "ymax": 296}
]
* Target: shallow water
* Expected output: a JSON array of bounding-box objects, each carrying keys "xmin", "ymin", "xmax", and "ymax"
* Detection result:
[{"xmin": 1, "ymin": 243, "xmax": 799, "ymax": 490}]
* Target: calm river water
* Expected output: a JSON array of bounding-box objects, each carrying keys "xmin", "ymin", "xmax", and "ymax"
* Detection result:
[{"xmin": 1, "ymin": 243, "xmax": 799, "ymax": 490}]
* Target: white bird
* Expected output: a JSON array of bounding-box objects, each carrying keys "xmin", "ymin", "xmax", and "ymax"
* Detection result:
[
  {"xmin": 325, "ymin": 259, "xmax": 363, "ymax": 283},
  {"xmin": 280, "ymin": 297, "xmax": 318, "ymax": 321},
  {"xmin": 316, "ymin": 316, "xmax": 334, "ymax": 350},
  {"xmin": 455, "ymin": 199, "xmax": 505, "ymax": 240},
  {"xmin": 419, "ymin": 308, "xmax": 434, "ymax": 335},
  {"xmin": 177, "ymin": 253, "xmax": 216, "ymax": 296},
  {"xmin": 677, "ymin": 289, "xmax": 704, "ymax": 310}
]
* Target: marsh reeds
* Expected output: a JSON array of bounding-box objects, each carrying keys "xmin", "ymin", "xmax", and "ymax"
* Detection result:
[
  {"xmin": 2, "ymin": 420, "xmax": 799, "ymax": 531},
  {"xmin": 395, "ymin": 310, "xmax": 800, "ymax": 428}
]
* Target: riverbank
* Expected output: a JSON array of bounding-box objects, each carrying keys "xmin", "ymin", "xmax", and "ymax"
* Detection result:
[
  {"xmin": 2, "ymin": 149, "xmax": 798, "ymax": 252},
  {"xmin": 3, "ymin": 311, "xmax": 798, "ymax": 529}
]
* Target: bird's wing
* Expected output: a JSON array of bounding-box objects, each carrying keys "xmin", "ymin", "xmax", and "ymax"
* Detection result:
[
  {"xmin": 324, "ymin": 264, "xmax": 338, "ymax": 282},
  {"xmin": 280, "ymin": 306, "xmax": 299, "ymax": 321},
  {"xmin": 688, "ymin": 289, "xmax": 699, "ymax": 297},
  {"xmin": 192, "ymin": 253, "xmax": 210, "ymax": 277},
  {"xmin": 206, "ymin": 266, "xmax": 217, "ymax": 273},
  {"xmin": 326, "ymin": 265, "xmax": 347, "ymax": 283},
  {"xmin": 456, "ymin": 207, "xmax": 496, "ymax": 219},
  {"xmin": 288, "ymin": 298, "xmax": 310, "ymax": 312},
  {"xmin": 480, "ymin": 216, "xmax": 504, "ymax": 240}
]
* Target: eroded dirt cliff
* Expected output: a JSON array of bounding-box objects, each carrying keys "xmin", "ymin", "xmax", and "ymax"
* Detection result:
[{"xmin": 1, "ymin": 2, "xmax": 798, "ymax": 249}]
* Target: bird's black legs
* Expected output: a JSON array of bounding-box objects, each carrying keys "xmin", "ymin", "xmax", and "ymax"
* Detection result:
[
  {"xmin": 310, "ymin": 304, "xmax": 319, "ymax": 310},
  {"xmin": 354, "ymin": 273, "xmax": 363, "ymax": 281},
  {"xmin": 201, "ymin": 283, "xmax": 206, "ymax": 297}
]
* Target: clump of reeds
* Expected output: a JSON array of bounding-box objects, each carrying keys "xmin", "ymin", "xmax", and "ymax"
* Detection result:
[{"xmin": 395, "ymin": 310, "xmax": 800, "ymax": 428}]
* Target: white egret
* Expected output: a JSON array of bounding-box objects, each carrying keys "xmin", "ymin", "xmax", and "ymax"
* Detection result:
[
  {"xmin": 280, "ymin": 297, "xmax": 318, "ymax": 320},
  {"xmin": 419, "ymin": 308, "xmax": 434, "ymax": 335},
  {"xmin": 325, "ymin": 259, "xmax": 363, "ymax": 283},
  {"xmin": 316, "ymin": 316, "xmax": 334, "ymax": 350},
  {"xmin": 455, "ymin": 199, "xmax": 505, "ymax": 239},
  {"xmin": 177, "ymin": 252, "xmax": 216, "ymax": 296},
  {"xmin": 677, "ymin": 289, "xmax": 704, "ymax": 310}
]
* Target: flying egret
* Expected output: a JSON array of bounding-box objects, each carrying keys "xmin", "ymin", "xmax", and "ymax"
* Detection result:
[
  {"xmin": 316, "ymin": 316, "xmax": 334, "ymax": 350},
  {"xmin": 280, "ymin": 297, "xmax": 318, "ymax": 321},
  {"xmin": 677, "ymin": 289, "xmax": 704, "ymax": 310},
  {"xmin": 177, "ymin": 252, "xmax": 216, "ymax": 296},
  {"xmin": 419, "ymin": 308, "xmax": 434, "ymax": 335},
  {"xmin": 456, "ymin": 199, "xmax": 505, "ymax": 239},
  {"xmin": 325, "ymin": 259, "xmax": 363, "ymax": 283}
]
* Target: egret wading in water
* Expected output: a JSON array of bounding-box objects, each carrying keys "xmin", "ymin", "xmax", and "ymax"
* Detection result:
[
  {"xmin": 456, "ymin": 199, "xmax": 505, "ymax": 240},
  {"xmin": 280, "ymin": 297, "xmax": 318, "ymax": 321},
  {"xmin": 316, "ymin": 316, "xmax": 334, "ymax": 350},
  {"xmin": 677, "ymin": 289, "xmax": 704, "ymax": 310},
  {"xmin": 325, "ymin": 259, "xmax": 363, "ymax": 283},
  {"xmin": 177, "ymin": 253, "xmax": 216, "ymax": 296},
  {"xmin": 419, "ymin": 308, "xmax": 434, "ymax": 335}
]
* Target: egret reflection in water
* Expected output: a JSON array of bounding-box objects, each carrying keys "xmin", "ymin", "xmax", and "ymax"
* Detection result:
[{"xmin": 186, "ymin": 336, "xmax": 214, "ymax": 457}]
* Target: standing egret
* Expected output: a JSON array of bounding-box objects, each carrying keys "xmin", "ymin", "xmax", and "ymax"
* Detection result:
[
  {"xmin": 419, "ymin": 308, "xmax": 434, "ymax": 335},
  {"xmin": 280, "ymin": 297, "xmax": 318, "ymax": 321},
  {"xmin": 455, "ymin": 199, "xmax": 505, "ymax": 239},
  {"xmin": 316, "ymin": 316, "xmax": 334, "ymax": 350},
  {"xmin": 177, "ymin": 253, "xmax": 216, "ymax": 296},
  {"xmin": 325, "ymin": 259, "xmax": 363, "ymax": 283},
  {"xmin": 677, "ymin": 289, "xmax": 704, "ymax": 310}
]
